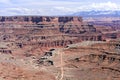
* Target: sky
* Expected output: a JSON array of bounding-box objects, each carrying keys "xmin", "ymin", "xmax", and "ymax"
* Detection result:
[{"xmin": 0, "ymin": 0, "xmax": 120, "ymax": 16}]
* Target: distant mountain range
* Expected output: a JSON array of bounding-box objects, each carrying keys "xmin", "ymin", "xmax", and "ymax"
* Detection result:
[{"xmin": 72, "ymin": 10, "xmax": 120, "ymax": 17}]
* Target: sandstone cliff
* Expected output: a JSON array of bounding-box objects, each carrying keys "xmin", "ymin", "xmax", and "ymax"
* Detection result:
[{"xmin": 0, "ymin": 16, "xmax": 102, "ymax": 52}]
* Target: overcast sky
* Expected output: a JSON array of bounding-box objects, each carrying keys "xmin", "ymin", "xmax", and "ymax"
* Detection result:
[{"xmin": 0, "ymin": 0, "xmax": 120, "ymax": 16}]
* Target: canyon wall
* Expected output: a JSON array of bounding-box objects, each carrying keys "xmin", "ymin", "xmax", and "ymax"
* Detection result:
[{"xmin": 0, "ymin": 16, "xmax": 103, "ymax": 55}]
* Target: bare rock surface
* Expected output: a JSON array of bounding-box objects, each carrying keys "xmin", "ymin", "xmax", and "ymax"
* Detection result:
[{"xmin": 0, "ymin": 16, "xmax": 119, "ymax": 80}]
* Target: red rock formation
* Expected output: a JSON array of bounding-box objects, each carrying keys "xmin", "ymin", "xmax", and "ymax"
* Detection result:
[
  {"xmin": 0, "ymin": 16, "xmax": 119, "ymax": 80},
  {"xmin": 88, "ymin": 20, "xmax": 120, "ymax": 41},
  {"xmin": 0, "ymin": 16, "xmax": 103, "ymax": 56}
]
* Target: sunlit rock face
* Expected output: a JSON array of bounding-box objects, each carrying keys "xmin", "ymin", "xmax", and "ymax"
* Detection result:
[
  {"xmin": 0, "ymin": 16, "xmax": 102, "ymax": 49},
  {"xmin": 0, "ymin": 16, "xmax": 120, "ymax": 80}
]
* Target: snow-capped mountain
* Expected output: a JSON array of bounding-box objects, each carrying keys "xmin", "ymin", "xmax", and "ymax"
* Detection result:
[{"xmin": 73, "ymin": 10, "xmax": 120, "ymax": 17}]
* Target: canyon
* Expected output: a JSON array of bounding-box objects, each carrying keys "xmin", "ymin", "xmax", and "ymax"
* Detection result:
[
  {"xmin": 0, "ymin": 16, "xmax": 120, "ymax": 80},
  {"xmin": 0, "ymin": 16, "xmax": 103, "ymax": 56}
]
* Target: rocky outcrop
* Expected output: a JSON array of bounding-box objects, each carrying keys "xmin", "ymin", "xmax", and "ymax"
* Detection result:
[
  {"xmin": 0, "ymin": 16, "xmax": 82, "ymax": 24},
  {"xmin": 0, "ymin": 16, "xmax": 103, "ymax": 51},
  {"xmin": 88, "ymin": 20, "xmax": 120, "ymax": 41},
  {"xmin": 0, "ymin": 49, "xmax": 12, "ymax": 54},
  {"xmin": 0, "ymin": 16, "xmax": 104, "ymax": 58},
  {"xmin": 0, "ymin": 16, "xmax": 120, "ymax": 80}
]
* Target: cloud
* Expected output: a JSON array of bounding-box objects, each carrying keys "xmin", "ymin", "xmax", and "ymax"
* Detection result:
[
  {"xmin": 54, "ymin": 7, "xmax": 75, "ymax": 12},
  {"xmin": 0, "ymin": 8, "xmax": 46, "ymax": 16},
  {"xmin": 0, "ymin": 0, "xmax": 10, "ymax": 4},
  {"xmin": 0, "ymin": 7, "xmax": 67, "ymax": 16},
  {"xmin": 0, "ymin": 0, "xmax": 120, "ymax": 16},
  {"xmin": 0, "ymin": 0, "xmax": 83, "ymax": 16},
  {"xmin": 91, "ymin": 1, "xmax": 120, "ymax": 10},
  {"xmin": 54, "ymin": 1, "xmax": 120, "ymax": 12}
]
